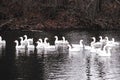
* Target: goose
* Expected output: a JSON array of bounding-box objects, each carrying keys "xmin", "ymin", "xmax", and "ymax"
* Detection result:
[
  {"xmin": 96, "ymin": 45, "xmax": 111, "ymax": 56},
  {"xmin": 23, "ymin": 35, "xmax": 33, "ymax": 45},
  {"xmin": 111, "ymin": 38, "xmax": 119, "ymax": 46},
  {"xmin": 43, "ymin": 37, "xmax": 50, "ymax": 47},
  {"xmin": 91, "ymin": 37, "xmax": 103, "ymax": 49},
  {"xmin": 26, "ymin": 40, "xmax": 35, "ymax": 49},
  {"xmin": 68, "ymin": 45, "xmax": 81, "ymax": 52},
  {"xmin": 71, "ymin": 40, "xmax": 84, "ymax": 48},
  {"xmin": 0, "ymin": 36, "xmax": 6, "ymax": 45},
  {"xmin": 54, "ymin": 36, "xmax": 63, "ymax": 44},
  {"xmin": 43, "ymin": 38, "xmax": 55, "ymax": 50},
  {"xmin": 36, "ymin": 41, "xmax": 44, "ymax": 49},
  {"xmin": 14, "ymin": 40, "xmax": 25, "ymax": 49},
  {"xmin": 105, "ymin": 38, "xmax": 120, "ymax": 48},
  {"xmin": 62, "ymin": 36, "xmax": 69, "ymax": 43},
  {"xmin": 19, "ymin": 37, "xmax": 25, "ymax": 46},
  {"xmin": 36, "ymin": 41, "xmax": 44, "ymax": 54},
  {"xmin": 99, "ymin": 36, "xmax": 107, "ymax": 43}
]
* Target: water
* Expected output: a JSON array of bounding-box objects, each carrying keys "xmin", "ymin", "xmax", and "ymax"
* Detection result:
[{"xmin": 0, "ymin": 30, "xmax": 120, "ymax": 80}]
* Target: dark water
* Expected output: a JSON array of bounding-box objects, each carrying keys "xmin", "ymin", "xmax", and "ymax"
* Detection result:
[{"xmin": 0, "ymin": 30, "xmax": 120, "ymax": 80}]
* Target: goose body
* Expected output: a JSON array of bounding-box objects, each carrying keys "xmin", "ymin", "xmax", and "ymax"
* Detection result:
[
  {"xmin": 68, "ymin": 45, "xmax": 81, "ymax": 52},
  {"xmin": 72, "ymin": 40, "xmax": 84, "ymax": 48}
]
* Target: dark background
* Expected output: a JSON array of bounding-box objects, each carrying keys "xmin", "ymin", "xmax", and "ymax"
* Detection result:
[{"xmin": 0, "ymin": 0, "xmax": 120, "ymax": 30}]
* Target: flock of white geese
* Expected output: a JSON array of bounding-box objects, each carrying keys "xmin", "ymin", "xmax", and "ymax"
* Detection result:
[{"xmin": 13, "ymin": 35, "xmax": 120, "ymax": 57}]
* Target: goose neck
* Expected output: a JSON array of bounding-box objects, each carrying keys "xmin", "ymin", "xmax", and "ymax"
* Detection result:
[
  {"xmin": 55, "ymin": 37, "xmax": 58, "ymax": 41},
  {"xmin": 99, "ymin": 37, "xmax": 102, "ymax": 42},
  {"xmin": 79, "ymin": 40, "xmax": 83, "ymax": 47},
  {"xmin": 62, "ymin": 37, "xmax": 65, "ymax": 42}
]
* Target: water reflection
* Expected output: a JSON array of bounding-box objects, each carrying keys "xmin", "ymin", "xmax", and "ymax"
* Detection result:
[{"xmin": 0, "ymin": 30, "xmax": 120, "ymax": 80}]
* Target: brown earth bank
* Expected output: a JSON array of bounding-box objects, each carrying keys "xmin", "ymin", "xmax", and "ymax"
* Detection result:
[{"xmin": 0, "ymin": 0, "xmax": 120, "ymax": 31}]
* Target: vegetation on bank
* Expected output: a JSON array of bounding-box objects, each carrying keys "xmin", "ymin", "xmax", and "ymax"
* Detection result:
[{"xmin": 0, "ymin": 0, "xmax": 120, "ymax": 30}]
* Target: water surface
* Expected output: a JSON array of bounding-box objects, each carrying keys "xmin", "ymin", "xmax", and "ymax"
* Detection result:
[{"xmin": 0, "ymin": 30, "xmax": 120, "ymax": 80}]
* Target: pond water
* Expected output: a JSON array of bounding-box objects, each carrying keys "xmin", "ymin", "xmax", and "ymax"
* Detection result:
[{"xmin": 0, "ymin": 30, "xmax": 120, "ymax": 80}]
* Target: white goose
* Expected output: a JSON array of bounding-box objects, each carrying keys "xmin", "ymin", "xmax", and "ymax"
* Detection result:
[
  {"xmin": 0, "ymin": 36, "xmax": 6, "ymax": 45},
  {"xmin": 62, "ymin": 36, "xmax": 69, "ymax": 43},
  {"xmin": 72, "ymin": 40, "xmax": 84, "ymax": 48},
  {"xmin": 43, "ymin": 37, "xmax": 50, "ymax": 47},
  {"xmin": 26, "ymin": 40, "xmax": 35, "ymax": 49},
  {"xmin": 36, "ymin": 41, "xmax": 44, "ymax": 49},
  {"xmin": 42, "ymin": 38, "xmax": 56, "ymax": 54},
  {"xmin": 54, "ymin": 36, "xmax": 64, "ymax": 44},
  {"xmin": 96, "ymin": 45, "xmax": 111, "ymax": 56},
  {"xmin": 36, "ymin": 41, "xmax": 44, "ymax": 54},
  {"xmin": 14, "ymin": 40, "xmax": 25, "ymax": 49},
  {"xmin": 24, "ymin": 35, "xmax": 33, "ymax": 45},
  {"xmin": 106, "ymin": 38, "xmax": 119, "ymax": 47},
  {"xmin": 19, "ymin": 37, "xmax": 25, "ymax": 46},
  {"xmin": 68, "ymin": 45, "xmax": 81, "ymax": 52},
  {"xmin": 91, "ymin": 37, "xmax": 103, "ymax": 49},
  {"xmin": 99, "ymin": 36, "xmax": 107, "ymax": 43}
]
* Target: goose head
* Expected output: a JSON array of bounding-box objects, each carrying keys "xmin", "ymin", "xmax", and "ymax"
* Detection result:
[
  {"xmin": 54, "ymin": 36, "xmax": 58, "ymax": 41},
  {"xmin": 79, "ymin": 40, "xmax": 84, "ymax": 47},
  {"xmin": 14, "ymin": 40, "xmax": 18, "ymax": 43},
  {"xmin": 23, "ymin": 35, "xmax": 27, "ymax": 39},
  {"xmin": 19, "ymin": 37, "xmax": 23, "ymax": 40},
  {"xmin": 39, "ymin": 39, "xmax": 43, "ymax": 43},
  {"xmin": 44, "ymin": 37, "xmax": 48, "ymax": 43},
  {"xmin": 62, "ymin": 36, "xmax": 65, "ymax": 41},
  {"xmin": 36, "ymin": 41, "xmax": 40, "ymax": 45},
  {"xmin": 79, "ymin": 39, "xmax": 83, "ymax": 43},
  {"xmin": 91, "ymin": 37, "xmax": 96, "ymax": 42},
  {"xmin": 105, "ymin": 36, "xmax": 109, "ymax": 41},
  {"xmin": 14, "ymin": 40, "xmax": 19, "ymax": 46}
]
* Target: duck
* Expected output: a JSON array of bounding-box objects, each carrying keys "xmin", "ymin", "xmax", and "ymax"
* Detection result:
[
  {"xmin": 96, "ymin": 45, "xmax": 111, "ymax": 56},
  {"xmin": 14, "ymin": 40, "xmax": 25, "ymax": 49}
]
